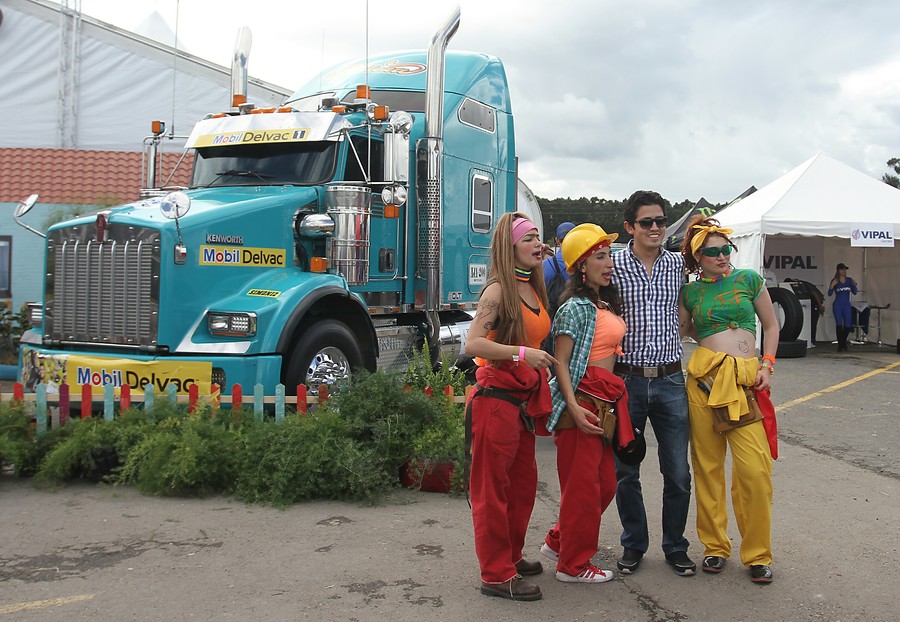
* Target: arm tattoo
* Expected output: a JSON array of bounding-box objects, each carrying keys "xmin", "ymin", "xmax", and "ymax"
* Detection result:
[
  {"xmin": 475, "ymin": 299, "xmax": 499, "ymax": 331},
  {"xmin": 738, "ymin": 339, "xmax": 750, "ymax": 354}
]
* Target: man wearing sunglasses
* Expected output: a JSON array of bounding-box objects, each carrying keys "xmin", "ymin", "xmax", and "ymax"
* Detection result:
[{"xmin": 611, "ymin": 190, "xmax": 696, "ymax": 578}]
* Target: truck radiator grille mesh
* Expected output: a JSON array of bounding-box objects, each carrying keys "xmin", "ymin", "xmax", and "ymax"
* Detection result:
[{"xmin": 44, "ymin": 224, "xmax": 161, "ymax": 349}]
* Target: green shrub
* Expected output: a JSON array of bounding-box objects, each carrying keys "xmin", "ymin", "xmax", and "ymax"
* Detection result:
[
  {"xmin": 35, "ymin": 409, "xmax": 152, "ymax": 484},
  {"xmin": 234, "ymin": 407, "xmax": 393, "ymax": 506},
  {"xmin": 333, "ymin": 369, "xmax": 438, "ymax": 472},
  {"xmin": 115, "ymin": 404, "xmax": 240, "ymax": 496},
  {"xmin": 402, "ymin": 342, "xmax": 468, "ymax": 396},
  {"xmin": 407, "ymin": 397, "xmax": 467, "ymax": 493},
  {"xmin": 0, "ymin": 403, "xmax": 71, "ymax": 477}
]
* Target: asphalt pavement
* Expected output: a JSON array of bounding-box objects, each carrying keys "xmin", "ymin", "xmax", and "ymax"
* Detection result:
[{"xmin": 1, "ymin": 342, "xmax": 898, "ymax": 621}]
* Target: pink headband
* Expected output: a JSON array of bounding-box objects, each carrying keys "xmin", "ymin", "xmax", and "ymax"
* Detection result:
[{"xmin": 511, "ymin": 217, "xmax": 537, "ymax": 245}]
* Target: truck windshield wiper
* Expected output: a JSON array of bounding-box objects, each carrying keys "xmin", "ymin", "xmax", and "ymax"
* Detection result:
[{"xmin": 206, "ymin": 169, "xmax": 275, "ymax": 186}]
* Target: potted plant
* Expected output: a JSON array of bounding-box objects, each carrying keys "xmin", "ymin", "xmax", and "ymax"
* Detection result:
[{"xmin": 401, "ymin": 397, "xmax": 466, "ymax": 493}]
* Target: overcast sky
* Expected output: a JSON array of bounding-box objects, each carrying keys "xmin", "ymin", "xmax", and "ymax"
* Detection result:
[{"xmin": 79, "ymin": 0, "xmax": 900, "ymax": 204}]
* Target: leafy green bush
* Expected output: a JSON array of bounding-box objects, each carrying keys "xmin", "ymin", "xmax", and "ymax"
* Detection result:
[
  {"xmin": 0, "ymin": 403, "xmax": 72, "ymax": 477},
  {"xmin": 234, "ymin": 407, "xmax": 393, "ymax": 506},
  {"xmin": 35, "ymin": 409, "xmax": 152, "ymax": 484},
  {"xmin": 0, "ymin": 304, "xmax": 32, "ymax": 364},
  {"xmin": 402, "ymin": 342, "xmax": 468, "ymax": 396},
  {"xmin": 115, "ymin": 402, "xmax": 240, "ymax": 496},
  {"xmin": 334, "ymin": 369, "xmax": 439, "ymax": 472},
  {"xmin": 3, "ymin": 367, "xmax": 469, "ymax": 502},
  {"xmin": 406, "ymin": 396, "xmax": 466, "ymax": 493}
]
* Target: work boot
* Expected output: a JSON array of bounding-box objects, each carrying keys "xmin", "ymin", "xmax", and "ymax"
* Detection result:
[{"xmin": 480, "ymin": 576, "xmax": 542, "ymax": 601}]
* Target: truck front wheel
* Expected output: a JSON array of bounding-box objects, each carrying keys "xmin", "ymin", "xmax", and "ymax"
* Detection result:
[{"xmin": 283, "ymin": 320, "xmax": 364, "ymax": 394}]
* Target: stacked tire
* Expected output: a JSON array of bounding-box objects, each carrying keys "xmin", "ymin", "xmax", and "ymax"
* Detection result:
[{"xmin": 767, "ymin": 287, "xmax": 807, "ymax": 358}]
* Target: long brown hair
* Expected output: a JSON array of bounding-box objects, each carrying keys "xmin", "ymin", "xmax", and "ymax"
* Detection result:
[
  {"xmin": 680, "ymin": 215, "xmax": 738, "ymax": 275},
  {"xmin": 483, "ymin": 211, "xmax": 549, "ymax": 347}
]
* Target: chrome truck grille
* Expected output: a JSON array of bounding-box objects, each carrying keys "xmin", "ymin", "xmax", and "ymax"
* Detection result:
[{"xmin": 44, "ymin": 223, "xmax": 161, "ymax": 349}]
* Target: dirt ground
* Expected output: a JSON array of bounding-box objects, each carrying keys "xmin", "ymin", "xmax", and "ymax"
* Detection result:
[{"xmin": 1, "ymin": 343, "xmax": 899, "ymax": 621}]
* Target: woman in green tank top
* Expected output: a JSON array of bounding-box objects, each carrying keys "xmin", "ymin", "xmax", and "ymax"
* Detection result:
[{"xmin": 678, "ymin": 216, "xmax": 780, "ymax": 585}]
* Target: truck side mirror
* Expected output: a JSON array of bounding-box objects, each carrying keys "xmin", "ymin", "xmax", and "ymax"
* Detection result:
[{"xmin": 384, "ymin": 111, "xmax": 412, "ymax": 183}]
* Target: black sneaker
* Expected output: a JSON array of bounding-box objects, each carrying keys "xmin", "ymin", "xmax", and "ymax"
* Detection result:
[
  {"xmin": 617, "ymin": 548, "xmax": 643, "ymax": 574},
  {"xmin": 702, "ymin": 556, "xmax": 726, "ymax": 574},
  {"xmin": 750, "ymin": 564, "xmax": 773, "ymax": 584},
  {"xmin": 665, "ymin": 550, "xmax": 696, "ymax": 576}
]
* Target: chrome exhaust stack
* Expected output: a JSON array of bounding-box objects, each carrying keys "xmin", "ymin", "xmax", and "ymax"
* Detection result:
[{"xmin": 417, "ymin": 6, "xmax": 460, "ymax": 347}]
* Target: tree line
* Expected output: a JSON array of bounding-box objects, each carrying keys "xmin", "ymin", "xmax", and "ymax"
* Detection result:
[
  {"xmin": 540, "ymin": 158, "xmax": 900, "ymax": 245},
  {"xmin": 536, "ymin": 195, "xmax": 720, "ymax": 244}
]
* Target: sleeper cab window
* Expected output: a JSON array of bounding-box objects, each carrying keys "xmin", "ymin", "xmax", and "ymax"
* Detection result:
[{"xmin": 471, "ymin": 175, "xmax": 493, "ymax": 233}]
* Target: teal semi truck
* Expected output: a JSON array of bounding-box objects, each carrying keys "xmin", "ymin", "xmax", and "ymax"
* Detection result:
[{"xmin": 17, "ymin": 8, "xmax": 542, "ymax": 396}]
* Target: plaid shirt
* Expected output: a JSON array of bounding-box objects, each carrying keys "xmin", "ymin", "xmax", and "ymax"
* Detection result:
[
  {"xmin": 612, "ymin": 241, "xmax": 685, "ymax": 367},
  {"xmin": 547, "ymin": 297, "xmax": 597, "ymax": 430}
]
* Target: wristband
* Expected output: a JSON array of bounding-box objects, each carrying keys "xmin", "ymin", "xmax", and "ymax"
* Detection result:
[
  {"xmin": 762, "ymin": 354, "xmax": 776, "ymax": 365},
  {"xmin": 519, "ymin": 346, "xmax": 526, "ymax": 363}
]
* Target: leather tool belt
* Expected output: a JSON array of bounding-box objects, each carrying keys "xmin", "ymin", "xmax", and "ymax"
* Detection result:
[
  {"xmin": 556, "ymin": 391, "xmax": 616, "ymax": 445},
  {"xmin": 697, "ymin": 374, "xmax": 764, "ymax": 434}
]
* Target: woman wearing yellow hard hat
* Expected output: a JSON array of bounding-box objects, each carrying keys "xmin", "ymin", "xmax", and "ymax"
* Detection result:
[{"xmin": 539, "ymin": 223, "xmax": 639, "ymax": 584}]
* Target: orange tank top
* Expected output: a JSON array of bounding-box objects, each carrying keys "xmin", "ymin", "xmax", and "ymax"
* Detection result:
[
  {"xmin": 588, "ymin": 308, "xmax": 626, "ymax": 362},
  {"xmin": 475, "ymin": 295, "xmax": 551, "ymax": 366}
]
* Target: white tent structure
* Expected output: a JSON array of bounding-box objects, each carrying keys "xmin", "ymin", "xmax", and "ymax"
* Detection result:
[
  {"xmin": 0, "ymin": 0, "xmax": 291, "ymax": 152},
  {"xmin": 714, "ymin": 153, "xmax": 899, "ymax": 346}
]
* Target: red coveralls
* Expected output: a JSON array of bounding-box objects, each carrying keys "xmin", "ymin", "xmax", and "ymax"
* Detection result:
[
  {"xmin": 544, "ymin": 367, "xmax": 634, "ymax": 576},
  {"xmin": 469, "ymin": 362, "xmax": 552, "ymax": 584}
]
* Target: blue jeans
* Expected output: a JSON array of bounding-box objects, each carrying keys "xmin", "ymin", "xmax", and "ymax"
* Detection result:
[{"xmin": 615, "ymin": 371, "xmax": 692, "ymax": 555}]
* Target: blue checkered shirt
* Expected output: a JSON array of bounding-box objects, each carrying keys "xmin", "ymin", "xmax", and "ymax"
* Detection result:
[{"xmin": 612, "ymin": 241, "xmax": 685, "ymax": 367}]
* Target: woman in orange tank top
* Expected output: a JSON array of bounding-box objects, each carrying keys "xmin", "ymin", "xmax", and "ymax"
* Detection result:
[{"xmin": 465, "ymin": 212, "xmax": 556, "ymax": 602}]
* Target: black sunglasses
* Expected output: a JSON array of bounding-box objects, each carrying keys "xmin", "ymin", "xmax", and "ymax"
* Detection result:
[
  {"xmin": 699, "ymin": 245, "xmax": 733, "ymax": 257},
  {"xmin": 635, "ymin": 216, "xmax": 668, "ymax": 230}
]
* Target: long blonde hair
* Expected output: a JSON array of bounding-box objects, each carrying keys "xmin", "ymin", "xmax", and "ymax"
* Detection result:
[{"xmin": 483, "ymin": 212, "xmax": 549, "ymax": 347}]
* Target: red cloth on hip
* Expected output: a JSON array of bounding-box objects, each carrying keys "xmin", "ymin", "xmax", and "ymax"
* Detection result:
[
  {"xmin": 575, "ymin": 366, "xmax": 635, "ymax": 448},
  {"xmin": 753, "ymin": 388, "xmax": 778, "ymax": 460}
]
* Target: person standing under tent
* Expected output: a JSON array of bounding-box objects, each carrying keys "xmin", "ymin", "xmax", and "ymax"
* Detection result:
[{"xmin": 828, "ymin": 262, "xmax": 858, "ymax": 352}]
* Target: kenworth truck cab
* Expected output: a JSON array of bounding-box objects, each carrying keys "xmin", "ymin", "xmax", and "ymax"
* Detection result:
[{"xmin": 18, "ymin": 8, "xmax": 542, "ymax": 397}]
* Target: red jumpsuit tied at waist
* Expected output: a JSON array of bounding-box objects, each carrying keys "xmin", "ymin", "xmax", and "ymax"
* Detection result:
[
  {"xmin": 468, "ymin": 361, "xmax": 551, "ymax": 584},
  {"xmin": 575, "ymin": 366, "xmax": 635, "ymax": 448}
]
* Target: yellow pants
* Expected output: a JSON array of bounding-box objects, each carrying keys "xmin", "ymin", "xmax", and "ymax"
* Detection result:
[{"xmin": 686, "ymin": 348, "xmax": 773, "ymax": 566}]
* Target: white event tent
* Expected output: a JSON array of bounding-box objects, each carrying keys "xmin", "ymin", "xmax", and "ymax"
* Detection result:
[{"xmin": 714, "ymin": 153, "xmax": 899, "ymax": 346}]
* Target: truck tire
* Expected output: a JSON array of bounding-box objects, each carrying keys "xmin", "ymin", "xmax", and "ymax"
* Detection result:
[
  {"xmin": 283, "ymin": 319, "xmax": 364, "ymax": 394},
  {"xmin": 776, "ymin": 339, "xmax": 807, "ymax": 358},
  {"xmin": 768, "ymin": 287, "xmax": 803, "ymax": 342}
]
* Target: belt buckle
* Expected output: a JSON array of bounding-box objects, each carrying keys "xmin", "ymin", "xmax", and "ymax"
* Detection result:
[{"xmin": 644, "ymin": 366, "xmax": 659, "ymax": 378}]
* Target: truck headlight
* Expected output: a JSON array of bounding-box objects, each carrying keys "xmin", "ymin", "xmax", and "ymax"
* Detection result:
[
  {"xmin": 208, "ymin": 311, "xmax": 257, "ymax": 337},
  {"xmin": 381, "ymin": 184, "xmax": 408, "ymax": 207}
]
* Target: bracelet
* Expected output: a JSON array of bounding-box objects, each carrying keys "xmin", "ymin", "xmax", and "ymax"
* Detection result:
[
  {"xmin": 519, "ymin": 346, "xmax": 526, "ymax": 363},
  {"xmin": 762, "ymin": 354, "xmax": 776, "ymax": 365},
  {"xmin": 759, "ymin": 360, "xmax": 775, "ymax": 375}
]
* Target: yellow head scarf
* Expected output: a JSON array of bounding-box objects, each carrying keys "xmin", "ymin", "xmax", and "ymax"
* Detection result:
[{"xmin": 690, "ymin": 224, "xmax": 734, "ymax": 255}]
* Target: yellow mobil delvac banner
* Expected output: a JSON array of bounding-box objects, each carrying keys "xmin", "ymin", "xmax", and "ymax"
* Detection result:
[{"xmin": 21, "ymin": 347, "xmax": 211, "ymax": 396}]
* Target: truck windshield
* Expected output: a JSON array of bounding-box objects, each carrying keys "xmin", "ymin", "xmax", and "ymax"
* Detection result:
[{"xmin": 191, "ymin": 141, "xmax": 337, "ymax": 187}]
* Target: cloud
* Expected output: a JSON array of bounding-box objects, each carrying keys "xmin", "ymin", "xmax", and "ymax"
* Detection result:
[{"xmin": 80, "ymin": 0, "xmax": 900, "ymax": 203}]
